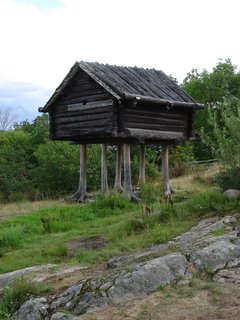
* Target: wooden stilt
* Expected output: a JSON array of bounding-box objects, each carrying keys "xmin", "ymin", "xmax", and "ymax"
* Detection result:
[
  {"xmin": 101, "ymin": 144, "xmax": 109, "ymax": 194},
  {"xmin": 123, "ymin": 144, "xmax": 132, "ymax": 199},
  {"xmin": 139, "ymin": 144, "xmax": 146, "ymax": 184},
  {"xmin": 161, "ymin": 144, "xmax": 170, "ymax": 194},
  {"xmin": 113, "ymin": 145, "xmax": 123, "ymax": 192},
  {"xmin": 71, "ymin": 144, "xmax": 87, "ymax": 202}
]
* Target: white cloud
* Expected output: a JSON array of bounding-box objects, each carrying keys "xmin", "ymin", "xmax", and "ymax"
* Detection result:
[
  {"xmin": 0, "ymin": 0, "xmax": 239, "ymax": 111},
  {"xmin": 0, "ymin": 80, "xmax": 52, "ymax": 122}
]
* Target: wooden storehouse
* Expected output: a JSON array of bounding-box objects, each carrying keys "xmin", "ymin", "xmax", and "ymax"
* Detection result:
[
  {"xmin": 39, "ymin": 61, "xmax": 202, "ymax": 145},
  {"xmin": 39, "ymin": 62, "xmax": 203, "ymax": 201}
]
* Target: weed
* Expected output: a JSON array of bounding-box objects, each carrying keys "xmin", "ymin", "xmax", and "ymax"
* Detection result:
[
  {"xmin": 0, "ymin": 225, "xmax": 26, "ymax": 250},
  {"xmin": 211, "ymin": 227, "xmax": 226, "ymax": 236},
  {"xmin": 0, "ymin": 278, "xmax": 52, "ymax": 319},
  {"xmin": 76, "ymin": 249, "xmax": 100, "ymax": 264}
]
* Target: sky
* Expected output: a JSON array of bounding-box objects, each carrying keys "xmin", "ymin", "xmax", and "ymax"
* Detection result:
[{"xmin": 0, "ymin": 0, "xmax": 239, "ymax": 123}]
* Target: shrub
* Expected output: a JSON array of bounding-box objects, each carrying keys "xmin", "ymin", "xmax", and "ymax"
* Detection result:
[
  {"xmin": 139, "ymin": 182, "xmax": 163, "ymax": 206},
  {"xmin": 91, "ymin": 194, "xmax": 135, "ymax": 217},
  {"xmin": 214, "ymin": 167, "xmax": 240, "ymax": 191},
  {"xmin": 0, "ymin": 226, "xmax": 26, "ymax": 251}
]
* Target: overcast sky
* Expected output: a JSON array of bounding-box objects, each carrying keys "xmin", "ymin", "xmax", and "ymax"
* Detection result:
[{"xmin": 0, "ymin": 0, "xmax": 239, "ymax": 122}]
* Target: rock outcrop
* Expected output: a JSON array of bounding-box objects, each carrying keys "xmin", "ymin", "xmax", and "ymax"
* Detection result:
[{"xmin": 11, "ymin": 215, "xmax": 240, "ymax": 319}]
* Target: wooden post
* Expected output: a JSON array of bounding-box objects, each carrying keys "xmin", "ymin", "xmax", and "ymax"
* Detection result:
[
  {"xmin": 101, "ymin": 144, "xmax": 109, "ymax": 194},
  {"xmin": 113, "ymin": 145, "xmax": 123, "ymax": 192},
  {"xmin": 123, "ymin": 144, "xmax": 132, "ymax": 199},
  {"xmin": 162, "ymin": 144, "xmax": 170, "ymax": 194},
  {"xmin": 71, "ymin": 144, "xmax": 87, "ymax": 202},
  {"xmin": 139, "ymin": 144, "xmax": 146, "ymax": 184}
]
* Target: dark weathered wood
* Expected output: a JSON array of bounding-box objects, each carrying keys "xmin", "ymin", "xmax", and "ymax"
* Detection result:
[
  {"xmin": 120, "ymin": 128, "xmax": 185, "ymax": 141},
  {"xmin": 101, "ymin": 144, "xmax": 109, "ymax": 194},
  {"xmin": 139, "ymin": 144, "xmax": 145, "ymax": 184},
  {"xmin": 55, "ymin": 119, "xmax": 112, "ymax": 130},
  {"xmin": 58, "ymin": 93, "xmax": 111, "ymax": 107},
  {"xmin": 53, "ymin": 106, "xmax": 112, "ymax": 119},
  {"xmin": 54, "ymin": 113, "xmax": 112, "ymax": 125},
  {"xmin": 162, "ymin": 145, "xmax": 170, "ymax": 194},
  {"xmin": 71, "ymin": 144, "xmax": 87, "ymax": 202},
  {"xmin": 123, "ymin": 93, "xmax": 203, "ymax": 109},
  {"xmin": 67, "ymin": 99, "xmax": 113, "ymax": 112},
  {"xmin": 125, "ymin": 122, "xmax": 187, "ymax": 133},
  {"xmin": 53, "ymin": 127, "xmax": 113, "ymax": 138},
  {"xmin": 113, "ymin": 145, "xmax": 123, "ymax": 192},
  {"xmin": 125, "ymin": 113, "xmax": 187, "ymax": 125},
  {"xmin": 125, "ymin": 106, "xmax": 188, "ymax": 120},
  {"xmin": 41, "ymin": 61, "xmax": 200, "ymax": 147}
]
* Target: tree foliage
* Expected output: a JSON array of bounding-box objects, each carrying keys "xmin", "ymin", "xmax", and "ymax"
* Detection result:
[{"xmin": 182, "ymin": 59, "xmax": 240, "ymax": 159}]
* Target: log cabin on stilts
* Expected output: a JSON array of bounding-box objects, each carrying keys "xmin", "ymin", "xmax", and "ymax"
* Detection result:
[{"xmin": 39, "ymin": 61, "xmax": 203, "ymax": 202}]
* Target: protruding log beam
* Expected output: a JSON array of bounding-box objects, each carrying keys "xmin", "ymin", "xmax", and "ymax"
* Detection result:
[
  {"xmin": 139, "ymin": 144, "xmax": 146, "ymax": 184},
  {"xmin": 123, "ymin": 144, "xmax": 132, "ymax": 199},
  {"xmin": 71, "ymin": 144, "xmax": 87, "ymax": 202},
  {"xmin": 101, "ymin": 144, "xmax": 109, "ymax": 194},
  {"xmin": 113, "ymin": 145, "xmax": 123, "ymax": 192},
  {"xmin": 161, "ymin": 144, "xmax": 170, "ymax": 194}
]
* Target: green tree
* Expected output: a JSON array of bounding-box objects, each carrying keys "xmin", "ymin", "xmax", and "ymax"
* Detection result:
[
  {"xmin": 0, "ymin": 130, "xmax": 33, "ymax": 201},
  {"xmin": 206, "ymin": 100, "xmax": 240, "ymax": 167},
  {"xmin": 182, "ymin": 59, "xmax": 240, "ymax": 159}
]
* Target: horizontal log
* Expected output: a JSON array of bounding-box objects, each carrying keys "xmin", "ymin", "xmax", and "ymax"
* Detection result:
[
  {"xmin": 122, "ymin": 93, "xmax": 204, "ymax": 109},
  {"xmin": 69, "ymin": 137, "xmax": 141, "ymax": 145},
  {"xmin": 52, "ymin": 106, "xmax": 112, "ymax": 119},
  {"xmin": 125, "ymin": 107, "xmax": 188, "ymax": 121},
  {"xmin": 53, "ymin": 128, "xmax": 114, "ymax": 140},
  {"xmin": 119, "ymin": 128, "xmax": 185, "ymax": 141},
  {"xmin": 54, "ymin": 112, "xmax": 113, "ymax": 125},
  {"xmin": 125, "ymin": 113, "xmax": 187, "ymax": 125},
  {"xmin": 57, "ymin": 93, "xmax": 112, "ymax": 108},
  {"xmin": 55, "ymin": 119, "xmax": 112, "ymax": 130},
  {"xmin": 68, "ymin": 99, "xmax": 113, "ymax": 112},
  {"xmin": 63, "ymin": 88, "xmax": 107, "ymax": 99},
  {"xmin": 125, "ymin": 122, "xmax": 187, "ymax": 133}
]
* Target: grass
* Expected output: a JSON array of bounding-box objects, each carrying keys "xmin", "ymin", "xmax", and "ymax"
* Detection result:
[
  {"xmin": 0, "ymin": 165, "xmax": 240, "ymax": 319},
  {"xmin": 0, "ymin": 165, "xmax": 239, "ymax": 275},
  {"xmin": 211, "ymin": 227, "xmax": 226, "ymax": 236},
  {"xmin": 0, "ymin": 199, "xmax": 65, "ymax": 220},
  {"xmin": 0, "ymin": 277, "xmax": 52, "ymax": 319}
]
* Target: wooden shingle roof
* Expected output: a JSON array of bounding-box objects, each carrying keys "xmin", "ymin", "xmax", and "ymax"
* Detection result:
[{"xmin": 41, "ymin": 61, "xmax": 203, "ymax": 112}]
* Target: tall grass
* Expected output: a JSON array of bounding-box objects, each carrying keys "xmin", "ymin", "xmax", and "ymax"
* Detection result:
[{"xmin": 0, "ymin": 188, "xmax": 239, "ymax": 274}]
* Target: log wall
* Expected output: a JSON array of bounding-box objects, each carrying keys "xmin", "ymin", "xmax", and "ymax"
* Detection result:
[
  {"xmin": 124, "ymin": 104, "xmax": 190, "ymax": 138},
  {"xmin": 49, "ymin": 69, "xmax": 115, "ymax": 140}
]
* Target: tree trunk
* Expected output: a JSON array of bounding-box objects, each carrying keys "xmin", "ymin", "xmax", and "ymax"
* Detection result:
[
  {"xmin": 113, "ymin": 145, "xmax": 123, "ymax": 192},
  {"xmin": 101, "ymin": 144, "xmax": 109, "ymax": 194},
  {"xmin": 71, "ymin": 144, "xmax": 87, "ymax": 202},
  {"xmin": 162, "ymin": 144, "xmax": 170, "ymax": 194},
  {"xmin": 139, "ymin": 144, "xmax": 146, "ymax": 184}
]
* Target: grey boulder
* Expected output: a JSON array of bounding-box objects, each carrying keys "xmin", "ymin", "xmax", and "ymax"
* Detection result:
[
  {"xmin": 223, "ymin": 189, "xmax": 240, "ymax": 199},
  {"xmin": 108, "ymin": 253, "xmax": 189, "ymax": 304},
  {"xmin": 14, "ymin": 297, "xmax": 49, "ymax": 320},
  {"xmin": 190, "ymin": 240, "xmax": 240, "ymax": 272}
]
